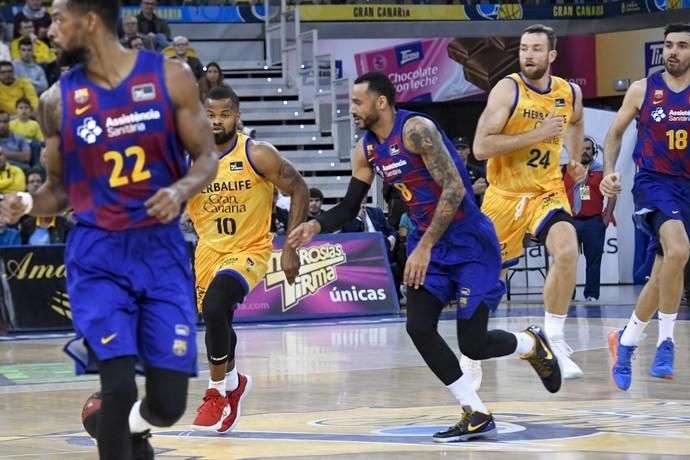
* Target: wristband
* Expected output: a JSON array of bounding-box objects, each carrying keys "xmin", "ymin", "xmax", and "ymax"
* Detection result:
[{"xmin": 16, "ymin": 192, "xmax": 33, "ymax": 214}]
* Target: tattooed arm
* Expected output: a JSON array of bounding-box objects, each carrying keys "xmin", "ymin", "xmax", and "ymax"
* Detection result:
[
  {"xmin": 250, "ymin": 140, "xmax": 309, "ymax": 284},
  {"xmin": 401, "ymin": 116, "xmax": 465, "ymax": 288},
  {"xmin": 403, "ymin": 116, "xmax": 465, "ymax": 249}
]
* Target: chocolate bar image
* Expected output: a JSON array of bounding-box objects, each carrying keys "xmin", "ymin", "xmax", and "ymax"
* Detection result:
[{"xmin": 447, "ymin": 37, "xmax": 520, "ymax": 92}]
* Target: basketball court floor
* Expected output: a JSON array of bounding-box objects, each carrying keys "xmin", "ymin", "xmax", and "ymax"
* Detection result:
[{"xmin": 0, "ymin": 285, "xmax": 688, "ymax": 459}]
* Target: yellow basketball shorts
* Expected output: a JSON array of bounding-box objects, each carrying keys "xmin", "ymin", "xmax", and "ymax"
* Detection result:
[
  {"xmin": 194, "ymin": 240, "xmax": 272, "ymax": 311},
  {"xmin": 481, "ymin": 185, "xmax": 572, "ymax": 266}
]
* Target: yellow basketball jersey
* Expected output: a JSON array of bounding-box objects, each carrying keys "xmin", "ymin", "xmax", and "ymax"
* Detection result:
[
  {"xmin": 486, "ymin": 73, "xmax": 575, "ymax": 193},
  {"xmin": 187, "ymin": 133, "xmax": 274, "ymax": 253}
]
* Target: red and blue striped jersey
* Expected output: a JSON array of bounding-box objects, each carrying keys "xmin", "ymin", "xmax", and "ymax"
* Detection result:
[
  {"xmin": 362, "ymin": 109, "xmax": 479, "ymax": 231},
  {"xmin": 59, "ymin": 50, "xmax": 187, "ymax": 231},
  {"xmin": 633, "ymin": 72, "xmax": 690, "ymax": 178}
]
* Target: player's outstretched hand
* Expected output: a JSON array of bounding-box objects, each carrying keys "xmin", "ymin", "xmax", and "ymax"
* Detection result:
[
  {"xmin": 600, "ymin": 172, "xmax": 622, "ymax": 198},
  {"xmin": 280, "ymin": 247, "xmax": 300, "ymax": 285},
  {"xmin": 567, "ymin": 160, "xmax": 587, "ymax": 183},
  {"xmin": 145, "ymin": 187, "xmax": 183, "ymax": 224},
  {"xmin": 404, "ymin": 245, "xmax": 431, "ymax": 290},
  {"xmin": 287, "ymin": 220, "xmax": 320, "ymax": 248},
  {"xmin": 0, "ymin": 193, "xmax": 30, "ymax": 224}
]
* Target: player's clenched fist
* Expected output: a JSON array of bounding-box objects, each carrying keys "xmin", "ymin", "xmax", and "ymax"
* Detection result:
[{"xmin": 600, "ymin": 172, "xmax": 622, "ymax": 198}]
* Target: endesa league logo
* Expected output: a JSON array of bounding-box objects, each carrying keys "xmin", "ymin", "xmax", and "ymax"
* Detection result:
[{"xmin": 264, "ymin": 243, "xmax": 346, "ymax": 311}]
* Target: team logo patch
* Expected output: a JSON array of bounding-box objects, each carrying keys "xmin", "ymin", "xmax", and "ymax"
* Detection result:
[
  {"xmin": 651, "ymin": 107, "xmax": 666, "ymax": 122},
  {"xmin": 389, "ymin": 143, "xmax": 400, "ymax": 156},
  {"xmin": 74, "ymin": 88, "xmax": 89, "ymax": 104},
  {"xmin": 76, "ymin": 117, "xmax": 103, "ymax": 145},
  {"xmin": 555, "ymin": 98, "xmax": 565, "ymax": 107},
  {"xmin": 654, "ymin": 89, "xmax": 664, "ymax": 99},
  {"xmin": 246, "ymin": 257, "xmax": 255, "ymax": 272},
  {"xmin": 175, "ymin": 324, "xmax": 190, "ymax": 337},
  {"xmin": 132, "ymin": 83, "xmax": 156, "ymax": 102},
  {"xmin": 230, "ymin": 161, "xmax": 244, "ymax": 172},
  {"xmin": 172, "ymin": 339, "xmax": 187, "ymax": 357}
]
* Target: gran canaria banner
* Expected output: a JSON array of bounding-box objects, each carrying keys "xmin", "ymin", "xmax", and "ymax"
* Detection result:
[{"xmin": 0, "ymin": 233, "xmax": 399, "ymax": 331}]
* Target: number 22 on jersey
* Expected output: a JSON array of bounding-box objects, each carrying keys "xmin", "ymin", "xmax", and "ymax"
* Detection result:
[{"xmin": 102, "ymin": 146, "xmax": 152, "ymax": 188}]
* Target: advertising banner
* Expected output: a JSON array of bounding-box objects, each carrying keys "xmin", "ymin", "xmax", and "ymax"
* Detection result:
[
  {"xmin": 349, "ymin": 35, "xmax": 596, "ymax": 103},
  {"xmin": 298, "ymin": 5, "xmax": 467, "ymax": 22},
  {"xmin": 0, "ymin": 245, "xmax": 72, "ymax": 331},
  {"xmin": 236, "ymin": 233, "xmax": 400, "ymax": 322},
  {"xmin": 0, "ymin": 233, "xmax": 399, "ymax": 331},
  {"xmin": 118, "ymin": 5, "xmax": 276, "ymax": 23}
]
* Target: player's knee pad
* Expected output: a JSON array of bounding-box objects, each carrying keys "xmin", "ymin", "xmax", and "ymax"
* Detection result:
[
  {"xmin": 202, "ymin": 274, "xmax": 246, "ymax": 325},
  {"xmin": 98, "ymin": 356, "xmax": 138, "ymax": 407},
  {"xmin": 457, "ymin": 335, "xmax": 485, "ymax": 361},
  {"xmin": 142, "ymin": 368, "xmax": 189, "ymax": 427}
]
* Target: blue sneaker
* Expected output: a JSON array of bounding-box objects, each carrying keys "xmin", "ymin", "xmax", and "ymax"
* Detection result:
[
  {"xmin": 608, "ymin": 329, "xmax": 636, "ymax": 391},
  {"xmin": 649, "ymin": 338, "xmax": 674, "ymax": 380}
]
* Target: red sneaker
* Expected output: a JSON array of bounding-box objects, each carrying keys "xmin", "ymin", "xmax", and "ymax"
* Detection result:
[
  {"xmin": 192, "ymin": 388, "xmax": 230, "ymax": 431},
  {"xmin": 218, "ymin": 374, "xmax": 253, "ymax": 433}
]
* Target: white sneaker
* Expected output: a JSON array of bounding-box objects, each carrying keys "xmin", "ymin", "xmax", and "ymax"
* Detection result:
[
  {"xmin": 460, "ymin": 355, "xmax": 482, "ymax": 391},
  {"xmin": 549, "ymin": 336, "xmax": 583, "ymax": 379}
]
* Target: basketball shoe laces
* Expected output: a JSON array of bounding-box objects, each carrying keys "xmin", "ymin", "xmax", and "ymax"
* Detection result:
[{"xmin": 197, "ymin": 389, "xmax": 227, "ymax": 417}]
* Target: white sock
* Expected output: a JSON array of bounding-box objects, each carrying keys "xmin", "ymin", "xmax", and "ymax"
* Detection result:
[
  {"xmin": 657, "ymin": 312, "xmax": 677, "ymax": 346},
  {"xmin": 544, "ymin": 312, "xmax": 567, "ymax": 339},
  {"xmin": 620, "ymin": 312, "xmax": 648, "ymax": 346},
  {"xmin": 225, "ymin": 368, "xmax": 239, "ymax": 392},
  {"xmin": 209, "ymin": 377, "xmax": 226, "ymax": 394},
  {"xmin": 128, "ymin": 400, "xmax": 153, "ymax": 433},
  {"xmin": 512, "ymin": 331, "xmax": 536, "ymax": 355},
  {"xmin": 447, "ymin": 374, "xmax": 488, "ymax": 414}
]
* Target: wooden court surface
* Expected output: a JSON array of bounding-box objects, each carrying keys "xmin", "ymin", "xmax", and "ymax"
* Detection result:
[{"xmin": 0, "ymin": 299, "xmax": 688, "ymax": 459}]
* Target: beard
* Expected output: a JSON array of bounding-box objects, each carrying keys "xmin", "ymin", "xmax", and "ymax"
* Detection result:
[
  {"xmin": 665, "ymin": 59, "xmax": 690, "ymax": 77},
  {"xmin": 214, "ymin": 130, "xmax": 233, "ymax": 145},
  {"xmin": 521, "ymin": 62, "xmax": 549, "ymax": 80},
  {"xmin": 58, "ymin": 46, "xmax": 88, "ymax": 69},
  {"xmin": 359, "ymin": 111, "xmax": 380, "ymax": 130}
]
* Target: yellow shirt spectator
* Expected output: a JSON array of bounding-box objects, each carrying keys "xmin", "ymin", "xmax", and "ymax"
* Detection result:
[
  {"xmin": 10, "ymin": 37, "xmax": 56, "ymax": 64},
  {"xmin": 0, "ymin": 162, "xmax": 26, "ymax": 193},
  {"xmin": 0, "ymin": 76, "xmax": 39, "ymax": 115},
  {"xmin": 10, "ymin": 118, "xmax": 44, "ymax": 143}
]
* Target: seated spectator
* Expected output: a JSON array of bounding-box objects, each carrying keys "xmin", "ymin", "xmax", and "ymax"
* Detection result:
[
  {"xmin": 11, "ymin": 20, "xmax": 56, "ymax": 65},
  {"xmin": 10, "ymin": 97, "xmax": 43, "ymax": 145},
  {"xmin": 198, "ymin": 62, "xmax": 227, "ymax": 102},
  {"xmin": 341, "ymin": 198, "xmax": 397, "ymax": 252},
  {"xmin": 271, "ymin": 188, "xmax": 289, "ymax": 235},
  {"xmin": 0, "ymin": 109, "xmax": 31, "ymax": 169},
  {"xmin": 129, "ymin": 36, "xmax": 145, "ymax": 50},
  {"xmin": 18, "ymin": 168, "xmax": 72, "ymax": 245},
  {"xmin": 136, "ymin": 0, "xmax": 171, "ymax": 51},
  {"xmin": 0, "ymin": 220, "xmax": 21, "ymax": 246},
  {"xmin": 308, "ymin": 187, "xmax": 324, "ymax": 219},
  {"xmin": 170, "ymin": 36, "xmax": 203, "ymax": 81},
  {"xmin": 12, "ymin": 37, "xmax": 48, "ymax": 94},
  {"xmin": 0, "ymin": 140, "xmax": 26, "ymax": 193},
  {"xmin": 12, "ymin": 0, "xmax": 51, "ymax": 45},
  {"xmin": 0, "ymin": 39, "xmax": 9, "ymax": 62},
  {"xmin": 120, "ymin": 15, "xmax": 153, "ymax": 50},
  {"xmin": 0, "ymin": 61, "xmax": 38, "ymax": 115}
]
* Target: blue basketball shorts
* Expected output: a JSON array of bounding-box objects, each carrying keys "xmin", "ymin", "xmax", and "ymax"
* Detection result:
[
  {"xmin": 63, "ymin": 223, "xmax": 197, "ymax": 375},
  {"xmin": 407, "ymin": 214, "xmax": 505, "ymax": 319},
  {"xmin": 632, "ymin": 169, "xmax": 690, "ymax": 251}
]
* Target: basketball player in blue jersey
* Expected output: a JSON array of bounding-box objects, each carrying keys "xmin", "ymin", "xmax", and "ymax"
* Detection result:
[
  {"xmin": 0, "ymin": 1, "xmax": 218, "ymax": 459},
  {"xmin": 601, "ymin": 23, "xmax": 690, "ymax": 390},
  {"xmin": 288, "ymin": 72, "xmax": 562, "ymax": 442}
]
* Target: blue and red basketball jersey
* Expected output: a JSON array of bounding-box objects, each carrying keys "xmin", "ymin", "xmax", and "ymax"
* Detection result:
[
  {"xmin": 362, "ymin": 109, "xmax": 479, "ymax": 231},
  {"xmin": 59, "ymin": 50, "xmax": 187, "ymax": 231},
  {"xmin": 632, "ymin": 72, "xmax": 690, "ymax": 178}
]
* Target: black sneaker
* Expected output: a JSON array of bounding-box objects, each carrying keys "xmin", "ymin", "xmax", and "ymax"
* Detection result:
[
  {"xmin": 432, "ymin": 405, "xmax": 497, "ymax": 442},
  {"xmin": 521, "ymin": 325, "xmax": 562, "ymax": 393},
  {"xmin": 132, "ymin": 430, "xmax": 154, "ymax": 460}
]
